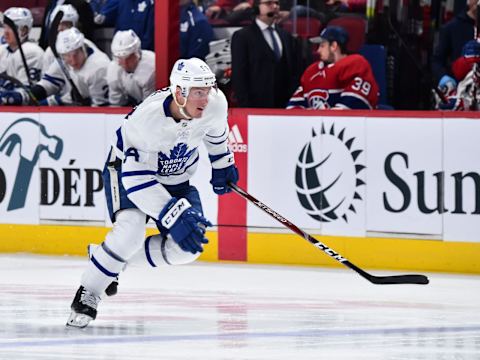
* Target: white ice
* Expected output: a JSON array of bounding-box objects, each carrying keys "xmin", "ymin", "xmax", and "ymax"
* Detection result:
[{"xmin": 0, "ymin": 254, "xmax": 479, "ymax": 360}]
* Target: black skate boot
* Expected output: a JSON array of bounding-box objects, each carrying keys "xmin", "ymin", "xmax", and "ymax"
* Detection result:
[{"xmin": 66, "ymin": 286, "xmax": 101, "ymax": 328}]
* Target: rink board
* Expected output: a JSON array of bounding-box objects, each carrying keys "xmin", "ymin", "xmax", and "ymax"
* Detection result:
[{"xmin": 0, "ymin": 107, "xmax": 479, "ymax": 273}]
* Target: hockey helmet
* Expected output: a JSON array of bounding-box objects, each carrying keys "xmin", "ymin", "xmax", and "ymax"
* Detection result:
[
  {"xmin": 56, "ymin": 27, "xmax": 85, "ymax": 54},
  {"xmin": 169, "ymin": 58, "xmax": 216, "ymax": 98},
  {"xmin": 4, "ymin": 7, "xmax": 33, "ymax": 31},
  {"xmin": 111, "ymin": 30, "xmax": 141, "ymax": 58},
  {"xmin": 50, "ymin": 4, "xmax": 79, "ymax": 27}
]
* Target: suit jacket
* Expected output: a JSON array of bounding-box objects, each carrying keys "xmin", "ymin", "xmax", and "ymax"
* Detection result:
[{"xmin": 231, "ymin": 21, "xmax": 302, "ymax": 108}]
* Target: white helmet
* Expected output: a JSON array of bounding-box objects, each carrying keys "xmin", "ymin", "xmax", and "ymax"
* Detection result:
[
  {"xmin": 169, "ymin": 58, "xmax": 216, "ymax": 98},
  {"xmin": 4, "ymin": 7, "xmax": 33, "ymax": 31},
  {"xmin": 111, "ymin": 30, "xmax": 142, "ymax": 58},
  {"xmin": 56, "ymin": 27, "xmax": 85, "ymax": 54},
  {"xmin": 50, "ymin": 4, "xmax": 79, "ymax": 27}
]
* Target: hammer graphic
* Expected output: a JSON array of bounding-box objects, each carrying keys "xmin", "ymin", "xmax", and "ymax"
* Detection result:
[{"xmin": 0, "ymin": 118, "xmax": 63, "ymax": 211}]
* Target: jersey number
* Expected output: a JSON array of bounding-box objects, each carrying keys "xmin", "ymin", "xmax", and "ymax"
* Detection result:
[{"xmin": 352, "ymin": 77, "xmax": 371, "ymax": 96}]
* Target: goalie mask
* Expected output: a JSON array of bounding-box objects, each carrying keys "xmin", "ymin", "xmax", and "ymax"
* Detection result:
[
  {"xmin": 56, "ymin": 27, "xmax": 85, "ymax": 54},
  {"xmin": 111, "ymin": 30, "xmax": 142, "ymax": 59},
  {"xmin": 3, "ymin": 7, "xmax": 33, "ymax": 41}
]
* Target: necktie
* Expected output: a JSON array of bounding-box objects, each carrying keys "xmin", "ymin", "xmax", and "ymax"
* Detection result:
[{"xmin": 267, "ymin": 26, "xmax": 281, "ymax": 60}]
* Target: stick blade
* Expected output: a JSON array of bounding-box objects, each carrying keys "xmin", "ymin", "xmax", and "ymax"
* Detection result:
[{"xmin": 369, "ymin": 274, "xmax": 429, "ymax": 285}]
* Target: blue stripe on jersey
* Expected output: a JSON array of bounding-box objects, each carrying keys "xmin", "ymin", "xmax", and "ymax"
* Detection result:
[
  {"xmin": 91, "ymin": 256, "xmax": 119, "ymax": 277},
  {"xmin": 157, "ymin": 155, "xmax": 200, "ymax": 177},
  {"xmin": 208, "ymin": 152, "xmax": 230, "ymax": 163},
  {"xmin": 206, "ymin": 138, "xmax": 227, "ymax": 145},
  {"xmin": 163, "ymin": 94, "xmax": 174, "ymax": 117},
  {"xmin": 125, "ymin": 179, "xmax": 158, "ymax": 194},
  {"xmin": 116, "ymin": 127, "xmax": 123, "ymax": 152},
  {"xmin": 338, "ymin": 95, "xmax": 370, "ymax": 109},
  {"xmin": 205, "ymin": 128, "xmax": 227, "ymax": 139},
  {"xmin": 286, "ymin": 97, "xmax": 308, "ymax": 109},
  {"xmin": 122, "ymin": 170, "xmax": 157, "ymax": 177},
  {"xmin": 43, "ymin": 73, "xmax": 66, "ymax": 88}
]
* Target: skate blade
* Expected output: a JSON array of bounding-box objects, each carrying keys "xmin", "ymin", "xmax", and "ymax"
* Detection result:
[{"xmin": 65, "ymin": 311, "xmax": 93, "ymax": 328}]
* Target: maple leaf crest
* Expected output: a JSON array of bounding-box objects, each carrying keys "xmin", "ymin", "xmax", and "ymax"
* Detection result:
[{"xmin": 158, "ymin": 143, "xmax": 195, "ymax": 162}]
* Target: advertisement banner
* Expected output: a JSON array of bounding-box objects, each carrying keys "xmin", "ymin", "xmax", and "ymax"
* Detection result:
[
  {"xmin": 0, "ymin": 113, "xmax": 42, "ymax": 224},
  {"xmin": 443, "ymin": 118, "xmax": 480, "ymax": 242},
  {"xmin": 248, "ymin": 115, "xmax": 366, "ymax": 237},
  {"xmin": 39, "ymin": 113, "xmax": 108, "ymax": 221},
  {"xmin": 366, "ymin": 117, "xmax": 443, "ymax": 235}
]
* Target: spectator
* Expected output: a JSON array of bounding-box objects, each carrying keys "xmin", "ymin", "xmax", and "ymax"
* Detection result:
[
  {"xmin": 287, "ymin": 26, "xmax": 378, "ymax": 109},
  {"xmin": 107, "ymin": 30, "xmax": 156, "ymax": 106},
  {"xmin": 0, "ymin": 27, "xmax": 110, "ymax": 106},
  {"xmin": 231, "ymin": 0, "xmax": 303, "ymax": 108},
  {"xmin": 0, "ymin": 7, "xmax": 44, "ymax": 90},
  {"xmin": 180, "ymin": 0, "xmax": 215, "ymax": 60},
  {"xmin": 94, "ymin": 0, "xmax": 154, "ymax": 51},
  {"xmin": 431, "ymin": 0, "xmax": 477, "ymax": 96},
  {"xmin": 205, "ymin": 0, "xmax": 252, "ymax": 21},
  {"xmin": 39, "ymin": 0, "xmax": 95, "ymax": 50}
]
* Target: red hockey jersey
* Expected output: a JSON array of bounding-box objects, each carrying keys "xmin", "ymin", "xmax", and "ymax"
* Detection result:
[{"xmin": 287, "ymin": 54, "xmax": 379, "ymax": 110}]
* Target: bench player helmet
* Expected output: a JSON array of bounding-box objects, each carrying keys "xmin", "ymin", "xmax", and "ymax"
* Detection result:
[
  {"xmin": 56, "ymin": 27, "xmax": 85, "ymax": 54},
  {"xmin": 50, "ymin": 4, "xmax": 79, "ymax": 27},
  {"xmin": 111, "ymin": 30, "xmax": 141, "ymax": 58},
  {"xmin": 169, "ymin": 58, "xmax": 216, "ymax": 99},
  {"xmin": 4, "ymin": 7, "xmax": 33, "ymax": 41}
]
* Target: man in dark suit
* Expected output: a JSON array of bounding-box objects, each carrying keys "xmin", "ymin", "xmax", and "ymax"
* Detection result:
[{"xmin": 231, "ymin": 0, "xmax": 303, "ymax": 108}]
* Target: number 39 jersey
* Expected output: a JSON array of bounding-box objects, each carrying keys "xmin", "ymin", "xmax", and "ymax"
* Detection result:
[{"xmin": 287, "ymin": 54, "xmax": 379, "ymax": 110}]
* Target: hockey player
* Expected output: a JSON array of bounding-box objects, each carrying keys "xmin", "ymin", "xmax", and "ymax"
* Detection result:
[
  {"xmin": 107, "ymin": 29, "xmax": 156, "ymax": 106},
  {"xmin": 66, "ymin": 57, "xmax": 239, "ymax": 328},
  {"xmin": 437, "ymin": 39, "xmax": 480, "ymax": 111},
  {"xmin": 287, "ymin": 26, "xmax": 379, "ymax": 110},
  {"xmin": 0, "ymin": 27, "xmax": 110, "ymax": 106},
  {"xmin": 0, "ymin": 7, "xmax": 44, "ymax": 90}
]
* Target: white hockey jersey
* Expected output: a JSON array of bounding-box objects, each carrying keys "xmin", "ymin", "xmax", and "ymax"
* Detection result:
[
  {"xmin": 107, "ymin": 50, "xmax": 156, "ymax": 106},
  {"xmin": 0, "ymin": 41, "xmax": 44, "ymax": 85},
  {"xmin": 112, "ymin": 87, "xmax": 231, "ymax": 219},
  {"xmin": 39, "ymin": 42, "xmax": 110, "ymax": 106}
]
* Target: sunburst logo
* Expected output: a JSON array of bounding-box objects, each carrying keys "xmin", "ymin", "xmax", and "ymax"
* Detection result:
[{"xmin": 295, "ymin": 123, "xmax": 365, "ymax": 223}]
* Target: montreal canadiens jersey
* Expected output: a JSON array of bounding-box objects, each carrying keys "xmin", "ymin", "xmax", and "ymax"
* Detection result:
[
  {"xmin": 112, "ymin": 87, "xmax": 231, "ymax": 218},
  {"xmin": 39, "ymin": 42, "xmax": 110, "ymax": 106},
  {"xmin": 107, "ymin": 50, "xmax": 156, "ymax": 106},
  {"xmin": 0, "ymin": 41, "xmax": 44, "ymax": 85},
  {"xmin": 287, "ymin": 54, "xmax": 379, "ymax": 110}
]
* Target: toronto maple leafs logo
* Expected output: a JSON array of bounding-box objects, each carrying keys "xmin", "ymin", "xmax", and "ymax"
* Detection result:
[
  {"xmin": 177, "ymin": 61, "xmax": 185, "ymax": 71},
  {"xmin": 158, "ymin": 143, "xmax": 195, "ymax": 176}
]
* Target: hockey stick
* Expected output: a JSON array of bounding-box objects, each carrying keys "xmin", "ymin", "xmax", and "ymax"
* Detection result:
[
  {"xmin": 3, "ymin": 15, "xmax": 34, "ymax": 88},
  {"xmin": 48, "ymin": 10, "xmax": 90, "ymax": 106},
  {"xmin": 228, "ymin": 183, "xmax": 429, "ymax": 285},
  {"xmin": 0, "ymin": 72, "xmax": 39, "ymax": 105}
]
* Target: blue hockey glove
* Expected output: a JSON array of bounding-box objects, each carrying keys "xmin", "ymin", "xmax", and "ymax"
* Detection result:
[
  {"xmin": 211, "ymin": 164, "xmax": 239, "ymax": 195},
  {"xmin": 0, "ymin": 90, "xmax": 23, "ymax": 105},
  {"xmin": 159, "ymin": 198, "xmax": 212, "ymax": 254}
]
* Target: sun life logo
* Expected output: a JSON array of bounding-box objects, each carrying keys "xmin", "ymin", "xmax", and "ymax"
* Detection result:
[{"xmin": 295, "ymin": 123, "xmax": 365, "ymax": 223}]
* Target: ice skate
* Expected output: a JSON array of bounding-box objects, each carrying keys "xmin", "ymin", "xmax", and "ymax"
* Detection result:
[{"xmin": 66, "ymin": 286, "xmax": 101, "ymax": 328}]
